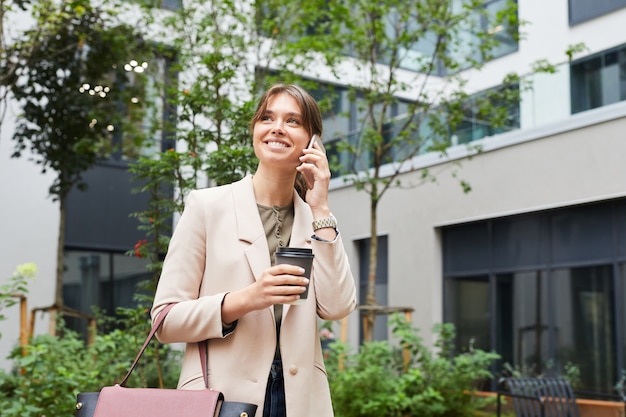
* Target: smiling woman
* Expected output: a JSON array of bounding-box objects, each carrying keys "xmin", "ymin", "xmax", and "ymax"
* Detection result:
[
  {"xmin": 252, "ymin": 93, "xmax": 311, "ymax": 173},
  {"xmin": 249, "ymin": 84, "xmax": 324, "ymax": 202},
  {"xmin": 151, "ymin": 84, "xmax": 357, "ymax": 417}
]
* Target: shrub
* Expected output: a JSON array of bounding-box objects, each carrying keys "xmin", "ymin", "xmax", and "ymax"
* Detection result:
[
  {"xmin": 0, "ymin": 307, "xmax": 181, "ymax": 417},
  {"xmin": 326, "ymin": 314, "xmax": 500, "ymax": 417}
]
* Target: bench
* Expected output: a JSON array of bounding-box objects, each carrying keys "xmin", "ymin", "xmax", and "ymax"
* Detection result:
[{"xmin": 496, "ymin": 376, "xmax": 625, "ymax": 417}]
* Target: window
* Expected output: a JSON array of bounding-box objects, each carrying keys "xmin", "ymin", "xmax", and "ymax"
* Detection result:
[
  {"xmin": 127, "ymin": 0, "xmax": 181, "ymax": 11},
  {"xmin": 108, "ymin": 53, "xmax": 176, "ymax": 161},
  {"xmin": 445, "ymin": 275, "xmax": 491, "ymax": 352},
  {"xmin": 569, "ymin": 0, "xmax": 626, "ymax": 25},
  {"xmin": 451, "ymin": 83, "xmax": 520, "ymax": 145},
  {"xmin": 309, "ymin": 84, "xmax": 350, "ymax": 143},
  {"xmin": 443, "ymin": 198, "xmax": 626, "ymax": 393},
  {"xmin": 552, "ymin": 265, "xmax": 617, "ymax": 392},
  {"xmin": 494, "ymin": 271, "xmax": 550, "ymax": 375},
  {"xmin": 570, "ymin": 44, "xmax": 626, "ymax": 114},
  {"xmin": 374, "ymin": 0, "xmax": 518, "ymax": 74},
  {"xmin": 437, "ymin": 0, "xmax": 519, "ymax": 74},
  {"xmin": 620, "ymin": 263, "xmax": 626, "ymax": 374},
  {"xmin": 62, "ymin": 250, "xmax": 152, "ymax": 336},
  {"xmin": 483, "ymin": 0, "xmax": 519, "ymax": 59},
  {"xmin": 84, "ymin": 49, "xmax": 175, "ymax": 162},
  {"xmin": 159, "ymin": 0, "xmax": 181, "ymax": 11}
]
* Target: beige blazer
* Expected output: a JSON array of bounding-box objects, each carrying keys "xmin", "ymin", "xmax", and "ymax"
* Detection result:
[{"xmin": 152, "ymin": 175, "xmax": 357, "ymax": 417}]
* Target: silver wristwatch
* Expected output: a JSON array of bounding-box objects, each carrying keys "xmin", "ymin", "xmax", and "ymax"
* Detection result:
[{"xmin": 312, "ymin": 215, "xmax": 337, "ymax": 231}]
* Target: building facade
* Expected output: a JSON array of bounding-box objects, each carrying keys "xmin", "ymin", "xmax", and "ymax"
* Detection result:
[
  {"xmin": 1, "ymin": 0, "xmax": 626, "ymax": 393},
  {"xmin": 323, "ymin": 0, "xmax": 626, "ymax": 393}
]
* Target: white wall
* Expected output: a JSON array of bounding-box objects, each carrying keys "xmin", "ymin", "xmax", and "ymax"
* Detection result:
[{"xmin": 0, "ymin": 101, "xmax": 57, "ymax": 369}]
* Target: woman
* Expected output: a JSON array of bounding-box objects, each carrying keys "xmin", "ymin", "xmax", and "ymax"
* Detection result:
[{"xmin": 151, "ymin": 84, "xmax": 357, "ymax": 417}]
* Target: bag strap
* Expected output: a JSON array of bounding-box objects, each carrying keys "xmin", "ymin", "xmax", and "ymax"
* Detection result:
[
  {"xmin": 119, "ymin": 303, "xmax": 209, "ymax": 389},
  {"xmin": 199, "ymin": 339, "xmax": 209, "ymax": 389}
]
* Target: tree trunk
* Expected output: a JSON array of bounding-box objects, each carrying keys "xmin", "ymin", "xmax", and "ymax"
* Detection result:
[
  {"xmin": 363, "ymin": 183, "xmax": 379, "ymax": 342},
  {"xmin": 55, "ymin": 195, "xmax": 66, "ymax": 309}
]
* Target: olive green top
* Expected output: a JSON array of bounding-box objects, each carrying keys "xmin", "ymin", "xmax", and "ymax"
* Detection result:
[{"xmin": 257, "ymin": 203, "xmax": 295, "ymax": 360}]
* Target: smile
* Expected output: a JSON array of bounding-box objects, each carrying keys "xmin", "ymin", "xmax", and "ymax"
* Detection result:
[{"xmin": 266, "ymin": 141, "xmax": 290, "ymax": 148}]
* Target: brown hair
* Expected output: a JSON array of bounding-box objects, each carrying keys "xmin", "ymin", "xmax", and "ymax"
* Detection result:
[{"xmin": 250, "ymin": 84, "xmax": 323, "ymax": 201}]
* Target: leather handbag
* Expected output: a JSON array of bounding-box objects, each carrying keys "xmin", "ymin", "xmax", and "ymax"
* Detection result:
[{"xmin": 75, "ymin": 303, "xmax": 257, "ymax": 417}]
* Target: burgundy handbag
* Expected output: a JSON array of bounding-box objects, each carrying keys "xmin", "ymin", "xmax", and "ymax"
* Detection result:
[{"xmin": 75, "ymin": 303, "xmax": 257, "ymax": 417}]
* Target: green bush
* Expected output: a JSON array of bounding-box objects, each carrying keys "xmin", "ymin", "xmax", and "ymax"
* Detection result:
[
  {"xmin": 326, "ymin": 315, "xmax": 500, "ymax": 417},
  {"xmin": 0, "ymin": 308, "xmax": 181, "ymax": 417}
]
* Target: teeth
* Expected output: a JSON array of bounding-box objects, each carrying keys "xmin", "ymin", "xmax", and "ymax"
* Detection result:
[{"xmin": 267, "ymin": 141, "xmax": 287, "ymax": 148}]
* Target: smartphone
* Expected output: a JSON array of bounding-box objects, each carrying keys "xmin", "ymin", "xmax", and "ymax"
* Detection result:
[
  {"xmin": 302, "ymin": 134, "xmax": 323, "ymax": 189},
  {"xmin": 306, "ymin": 135, "xmax": 321, "ymax": 149}
]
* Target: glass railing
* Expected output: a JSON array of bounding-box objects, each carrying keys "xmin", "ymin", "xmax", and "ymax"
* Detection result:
[{"xmin": 519, "ymin": 62, "xmax": 572, "ymax": 130}]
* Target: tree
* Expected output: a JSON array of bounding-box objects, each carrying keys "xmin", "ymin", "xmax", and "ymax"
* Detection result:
[
  {"xmin": 2, "ymin": 0, "xmax": 149, "ymax": 312},
  {"xmin": 123, "ymin": 0, "xmax": 567, "ymax": 346},
  {"xmin": 130, "ymin": 1, "xmax": 533, "ymax": 344},
  {"xmin": 291, "ymin": 0, "xmax": 526, "ymax": 341},
  {"xmin": 128, "ymin": 0, "xmax": 339, "ymax": 279}
]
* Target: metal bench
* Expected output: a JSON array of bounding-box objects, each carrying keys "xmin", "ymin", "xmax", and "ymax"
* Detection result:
[{"xmin": 496, "ymin": 376, "xmax": 625, "ymax": 417}]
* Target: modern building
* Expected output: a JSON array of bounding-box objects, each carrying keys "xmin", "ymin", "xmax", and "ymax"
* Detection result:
[
  {"xmin": 1, "ymin": 0, "xmax": 626, "ymax": 394},
  {"xmin": 327, "ymin": 0, "xmax": 626, "ymax": 394}
]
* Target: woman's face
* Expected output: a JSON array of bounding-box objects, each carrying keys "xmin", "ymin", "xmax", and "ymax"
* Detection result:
[{"xmin": 252, "ymin": 93, "xmax": 311, "ymax": 170}]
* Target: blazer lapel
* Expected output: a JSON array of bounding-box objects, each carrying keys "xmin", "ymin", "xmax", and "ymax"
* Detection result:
[{"xmin": 232, "ymin": 176, "xmax": 270, "ymax": 282}]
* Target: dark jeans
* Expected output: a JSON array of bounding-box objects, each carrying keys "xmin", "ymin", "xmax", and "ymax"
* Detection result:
[{"xmin": 263, "ymin": 360, "xmax": 286, "ymax": 417}]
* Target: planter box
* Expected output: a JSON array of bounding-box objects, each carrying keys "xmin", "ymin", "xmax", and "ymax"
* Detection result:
[
  {"xmin": 473, "ymin": 391, "xmax": 625, "ymax": 417},
  {"xmin": 578, "ymin": 398, "xmax": 625, "ymax": 417}
]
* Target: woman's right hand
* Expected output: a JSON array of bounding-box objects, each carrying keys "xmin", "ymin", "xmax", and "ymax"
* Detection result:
[{"xmin": 221, "ymin": 264, "xmax": 309, "ymax": 324}]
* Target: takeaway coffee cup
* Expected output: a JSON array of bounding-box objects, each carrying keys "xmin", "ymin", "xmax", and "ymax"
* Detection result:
[{"xmin": 275, "ymin": 247, "xmax": 314, "ymax": 305}]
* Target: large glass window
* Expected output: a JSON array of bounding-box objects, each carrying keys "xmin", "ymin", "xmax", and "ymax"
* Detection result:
[
  {"xmin": 126, "ymin": 0, "xmax": 181, "ymax": 11},
  {"xmin": 110, "ymin": 54, "xmax": 175, "ymax": 161},
  {"xmin": 495, "ymin": 271, "xmax": 550, "ymax": 375},
  {"xmin": 383, "ymin": 0, "xmax": 518, "ymax": 73},
  {"xmin": 451, "ymin": 83, "xmax": 521, "ymax": 145},
  {"xmin": 621, "ymin": 263, "xmax": 626, "ymax": 377},
  {"xmin": 443, "ymin": 199, "xmax": 626, "ymax": 393},
  {"xmin": 445, "ymin": 276, "xmax": 490, "ymax": 352},
  {"xmin": 445, "ymin": 0, "xmax": 518, "ymax": 73},
  {"xmin": 552, "ymin": 265, "xmax": 617, "ymax": 392},
  {"xmin": 569, "ymin": 0, "xmax": 626, "ymax": 25},
  {"xmin": 62, "ymin": 250, "xmax": 152, "ymax": 336},
  {"xmin": 84, "ymin": 51, "xmax": 175, "ymax": 162},
  {"xmin": 483, "ymin": 0, "xmax": 519, "ymax": 59},
  {"xmin": 571, "ymin": 44, "xmax": 626, "ymax": 114}
]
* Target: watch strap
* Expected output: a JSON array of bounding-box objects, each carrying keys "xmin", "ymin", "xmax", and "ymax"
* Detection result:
[{"xmin": 312, "ymin": 216, "xmax": 337, "ymax": 231}]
